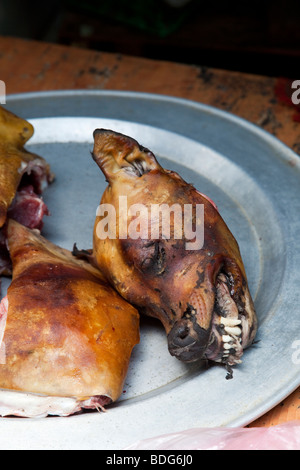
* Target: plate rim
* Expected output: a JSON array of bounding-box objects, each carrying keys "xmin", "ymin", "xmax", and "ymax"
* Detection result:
[
  {"xmin": 2, "ymin": 90, "xmax": 300, "ymax": 448},
  {"xmin": 6, "ymin": 89, "xmax": 300, "ymax": 166}
]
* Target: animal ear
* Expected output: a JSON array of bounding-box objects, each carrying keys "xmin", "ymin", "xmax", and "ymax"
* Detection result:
[
  {"xmin": 0, "ymin": 105, "xmax": 34, "ymax": 147},
  {"xmin": 92, "ymin": 129, "xmax": 161, "ymax": 180}
]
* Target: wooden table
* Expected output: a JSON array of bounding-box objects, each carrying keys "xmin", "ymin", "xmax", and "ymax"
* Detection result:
[{"xmin": 0, "ymin": 35, "xmax": 299, "ymax": 428}]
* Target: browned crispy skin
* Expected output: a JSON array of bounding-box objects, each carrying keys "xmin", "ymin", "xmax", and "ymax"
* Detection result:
[
  {"xmin": 0, "ymin": 106, "xmax": 53, "ymax": 228},
  {"xmin": 90, "ymin": 130, "xmax": 257, "ymax": 365},
  {"xmin": 0, "ymin": 220, "xmax": 139, "ymax": 402}
]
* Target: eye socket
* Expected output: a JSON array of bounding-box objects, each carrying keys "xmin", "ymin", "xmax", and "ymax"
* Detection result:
[
  {"xmin": 139, "ymin": 241, "xmax": 166, "ymax": 276},
  {"xmin": 141, "ymin": 256, "xmax": 155, "ymax": 269}
]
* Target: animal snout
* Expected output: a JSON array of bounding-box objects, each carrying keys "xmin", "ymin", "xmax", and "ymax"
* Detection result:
[{"xmin": 167, "ymin": 318, "xmax": 211, "ymax": 363}]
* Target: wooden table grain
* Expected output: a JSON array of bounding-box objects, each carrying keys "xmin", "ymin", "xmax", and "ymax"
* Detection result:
[{"xmin": 0, "ymin": 35, "xmax": 299, "ymax": 428}]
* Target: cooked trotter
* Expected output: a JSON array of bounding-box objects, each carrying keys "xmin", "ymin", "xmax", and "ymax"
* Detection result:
[
  {"xmin": 90, "ymin": 129, "xmax": 258, "ymax": 371},
  {"xmin": 0, "ymin": 219, "xmax": 139, "ymax": 417}
]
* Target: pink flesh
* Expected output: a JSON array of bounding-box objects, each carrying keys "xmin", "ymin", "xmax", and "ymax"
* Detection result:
[
  {"xmin": 8, "ymin": 185, "xmax": 49, "ymax": 230},
  {"xmin": 0, "ymin": 185, "xmax": 50, "ymax": 275},
  {"xmin": 20, "ymin": 160, "xmax": 53, "ymax": 195}
]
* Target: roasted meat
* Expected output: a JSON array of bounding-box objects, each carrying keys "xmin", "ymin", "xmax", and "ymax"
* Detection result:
[
  {"xmin": 0, "ymin": 105, "xmax": 53, "ymax": 276},
  {"xmin": 89, "ymin": 129, "xmax": 258, "ymax": 372},
  {"xmin": 0, "ymin": 219, "xmax": 139, "ymax": 417},
  {"xmin": 0, "ymin": 105, "xmax": 53, "ymax": 227}
]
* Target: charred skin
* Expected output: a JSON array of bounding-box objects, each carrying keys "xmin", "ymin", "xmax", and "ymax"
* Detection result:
[
  {"xmin": 0, "ymin": 220, "xmax": 139, "ymax": 410},
  {"xmin": 90, "ymin": 129, "xmax": 258, "ymax": 367}
]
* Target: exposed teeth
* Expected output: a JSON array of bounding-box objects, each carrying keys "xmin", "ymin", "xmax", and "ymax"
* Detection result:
[
  {"xmin": 222, "ymin": 335, "xmax": 232, "ymax": 343},
  {"xmin": 220, "ymin": 317, "xmax": 241, "ymax": 327},
  {"xmin": 212, "ymin": 274, "xmax": 246, "ymax": 366},
  {"xmin": 224, "ymin": 326, "xmax": 241, "ymax": 336},
  {"xmin": 220, "ymin": 319, "xmax": 243, "ymax": 364}
]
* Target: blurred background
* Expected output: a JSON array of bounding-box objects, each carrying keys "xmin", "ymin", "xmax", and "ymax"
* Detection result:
[{"xmin": 0, "ymin": 0, "xmax": 299, "ymax": 78}]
